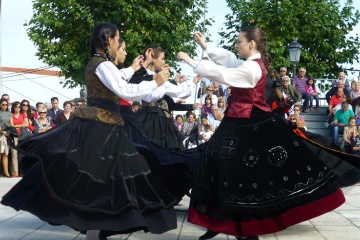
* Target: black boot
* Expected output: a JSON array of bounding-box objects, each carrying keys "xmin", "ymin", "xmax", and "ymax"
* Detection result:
[
  {"xmin": 235, "ymin": 236, "xmax": 259, "ymax": 240},
  {"xmin": 199, "ymin": 230, "xmax": 219, "ymax": 240}
]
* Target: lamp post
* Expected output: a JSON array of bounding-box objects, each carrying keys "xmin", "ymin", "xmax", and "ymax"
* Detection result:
[{"xmin": 288, "ymin": 38, "xmax": 302, "ymax": 79}]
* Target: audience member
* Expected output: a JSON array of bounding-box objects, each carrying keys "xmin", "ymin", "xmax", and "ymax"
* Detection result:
[
  {"xmin": 281, "ymin": 75, "xmax": 302, "ymax": 111},
  {"xmin": 217, "ymin": 99, "xmax": 226, "ymax": 113},
  {"xmin": 181, "ymin": 112, "xmax": 198, "ymax": 137},
  {"xmin": 20, "ymin": 99, "xmax": 34, "ymax": 133},
  {"xmin": 131, "ymin": 101, "xmax": 141, "ymax": 113},
  {"xmin": 1, "ymin": 94, "xmax": 10, "ymax": 111},
  {"xmin": 174, "ymin": 114, "xmax": 183, "ymax": 132},
  {"xmin": 0, "ymin": 98, "xmax": 12, "ymax": 178},
  {"xmin": 289, "ymin": 105, "xmax": 306, "ymax": 129},
  {"xmin": 328, "ymin": 87, "xmax": 345, "ymax": 121},
  {"xmin": 330, "ymin": 101, "xmax": 354, "ymax": 146},
  {"xmin": 207, "ymin": 105, "xmax": 222, "ymax": 129},
  {"xmin": 325, "ymin": 72, "xmax": 350, "ymax": 103},
  {"xmin": 201, "ymin": 96, "xmax": 213, "ymax": 115},
  {"xmin": 349, "ymin": 80, "xmax": 356, "ymax": 96},
  {"xmin": 350, "ymin": 125, "xmax": 360, "ymax": 156},
  {"xmin": 198, "ymin": 114, "xmax": 215, "ymax": 134},
  {"xmin": 33, "ymin": 102, "xmax": 45, "ymax": 119},
  {"xmin": 47, "ymin": 97, "xmax": 64, "ymax": 125},
  {"xmin": 76, "ymin": 100, "xmax": 85, "ymax": 108},
  {"xmin": 350, "ymin": 82, "xmax": 360, "ymax": 109},
  {"xmin": 44, "ymin": 102, "xmax": 52, "ymax": 110},
  {"xmin": 342, "ymin": 116, "xmax": 358, "ymax": 153},
  {"xmin": 305, "ymin": 77, "xmax": 320, "ymax": 111},
  {"xmin": 212, "ymin": 81, "xmax": 223, "ymax": 100},
  {"xmin": 279, "ymin": 67, "xmax": 287, "ymax": 78},
  {"xmin": 55, "ymin": 101, "xmax": 74, "ymax": 125},
  {"xmin": 292, "ymin": 67, "xmax": 310, "ymax": 113},
  {"xmin": 201, "ymin": 86, "xmax": 218, "ymax": 105},
  {"xmin": 199, "ymin": 124, "xmax": 214, "ymax": 144},
  {"xmin": 33, "ymin": 107, "xmax": 53, "ymax": 134}
]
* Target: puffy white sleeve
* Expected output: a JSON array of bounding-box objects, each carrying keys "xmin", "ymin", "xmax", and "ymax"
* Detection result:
[
  {"xmin": 162, "ymin": 81, "xmax": 195, "ymax": 98},
  {"xmin": 95, "ymin": 61, "xmax": 163, "ymax": 101},
  {"xmin": 189, "ymin": 49, "xmax": 262, "ymax": 89}
]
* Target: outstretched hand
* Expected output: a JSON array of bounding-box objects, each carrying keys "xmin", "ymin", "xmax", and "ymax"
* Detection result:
[
  {"xmin": 177, "ymin": 52, "xmax": 192, "ymax": 64},
  {"xmin": 131, "ymin": 55, "xmax": 144, "ymax": 72},
  {"xmin": 153, "ymin": 69, "xmax": 170, "ymax": 86},
  {"xmin": 193, "ymin": 74, "xmax": 201, "ymax": 85},
  {"xmin": 194, "ymin": 32, "xmax": 208, "ymax": 50}
]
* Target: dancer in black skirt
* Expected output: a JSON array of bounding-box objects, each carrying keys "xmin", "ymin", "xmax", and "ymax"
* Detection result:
[
  {"xmin": 177, "ymin": 27, "xmax": 358, "ymax": 239},
  {"xmin": 1, "ymin": 22, "xmax": 183, "ymax": 240}
]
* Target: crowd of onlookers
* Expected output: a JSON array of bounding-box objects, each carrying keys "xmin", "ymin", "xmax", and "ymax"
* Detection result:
[{"xmin": 0, "ymin": 94, "xmax": 85, "ymax": 178}]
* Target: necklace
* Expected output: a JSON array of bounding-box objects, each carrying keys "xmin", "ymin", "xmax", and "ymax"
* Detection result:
[{"xmin": 93, "ymin": 53, "xmax": 108, "ymax": 60}]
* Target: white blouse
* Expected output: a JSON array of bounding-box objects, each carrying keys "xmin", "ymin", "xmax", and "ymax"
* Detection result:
[
  {"xmin": 189, "ymin": 48, "xmax": 262, "ymax": 89},
  {"xmin": 95, "ymin": 61, "xmax": 165, "ymax": 102}
]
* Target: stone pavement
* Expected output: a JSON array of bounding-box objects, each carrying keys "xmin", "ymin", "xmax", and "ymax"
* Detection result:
[{"xmin": 0, "ymin": 177, "xmax": 359, "ymax": 240}]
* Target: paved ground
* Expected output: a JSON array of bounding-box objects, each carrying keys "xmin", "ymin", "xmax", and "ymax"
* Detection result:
[{"xmin": 0, "ymin": 177, "xmax": 359, "ymax": 240}]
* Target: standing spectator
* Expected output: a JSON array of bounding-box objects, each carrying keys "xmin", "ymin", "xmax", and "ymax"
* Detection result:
[
  {"xmin": 182, "ymin": 112, "xmax": 198, "ymax": 137},
  {"xmin": 44, "ymin": 102, "xmax": 52, "ymax": 110},
  {"xmin": 355, "ymin": 107, "xmax": 360, "ymax": 126},
  {"xmin": 292, "ymin": 67, "xmax": 310, "ymax": 113},
  {"xmin": 201, "ymin": 86, "xmax": 218, "ymax": 105},
  {"xmin": 279, "ymin": 67, "xmax": 287, "ymax": 78},
  {"xmin": 325, "ymin": 72, "xmax": 350, "ymax": 103},
  {"xmin": 20, "ymin": 100, "xmax": 34, "ymax": 133},
  {"xmin": 350, "ymin": 125, "xmax": 360, "ymax": 156},
  {"xmin": 10, "ymin": 101, "xmax": 29, "ymax": 177},
  {"xmin": 350, "ymin": 82, "xmax": 360, "ymax": 109},
  {"xmin": 342, "ymin": 116, "xmax": 358, "ymax": 153},
  {"xmin": 330, "ymin": 102, "xmax": 354, "ymax": 146},
  {"xmin": 349, "ymin": 80, "xmax": 356, "ymax": 96},
  {"xmin": 131, "ymin": 101, "xmax": 141, "ymax": 113},
  {"xmin": 1, "ymin": 94, "xmax": 11, "ymax": 111},
  {"xmin": 33, "ymin": 102, "xmax": 45, "ymax": 119},
  {"xmin": 47, "ymin": 97, "xmax": 64, "ymax": 125},
  {"xmin": 33, "ymin": 107, "xmax": 53, "ymax": 134},
  {"xmin": 0, "ymin": 98, "xmax": 12, "ymax": 178},
  {"xmin": 305, "ymin": 77, "xmax": 320, "ymax": 111},
  {"xmin": 174, "ymin": 114, "xmax": 183, "ymax": 132},
  {"xmin": 224, "ymin": 86, "xmax": 232, "ymax": 106},
  {"xmin": 55, "ymin": 101, "xmax": 74, "ymax": 125},
  {"xmin": 201, "ymin": 96, "xmax": 213, "ymax": 115},
  {"xmin": 76, "ymin": 100, "xmax": 85, "ymax": 109}
]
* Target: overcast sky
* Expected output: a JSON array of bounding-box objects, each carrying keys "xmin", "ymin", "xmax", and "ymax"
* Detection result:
[{"xmin": 0, "ymin": 0, "xmax": 359, "ymax": 106}]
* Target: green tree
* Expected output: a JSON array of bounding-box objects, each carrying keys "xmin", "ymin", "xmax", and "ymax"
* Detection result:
[
  {"xmin": 25, "ymin": 0, "xmax": 211, "ymax": 88},
  {"xmin": 219, "ymin": 0, "xmax": 360, "ymax": 78}
]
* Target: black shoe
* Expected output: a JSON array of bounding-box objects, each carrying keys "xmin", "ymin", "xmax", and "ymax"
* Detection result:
[
  {"xmin": 199, "ymin": 230, "xmax": 219, "ymax": 240},
  {"xmin": 235, "ymin": 236, "xmax": 259, "ymax": 240}
]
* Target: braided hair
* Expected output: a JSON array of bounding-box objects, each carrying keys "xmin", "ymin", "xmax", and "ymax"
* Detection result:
[
  {"xmin": 90, "ymin": 22, "xmax": 118, "ymax": 61},
  {"xmin": 142, "ymin": 44, "xmax": 164, "ymax": 60}
]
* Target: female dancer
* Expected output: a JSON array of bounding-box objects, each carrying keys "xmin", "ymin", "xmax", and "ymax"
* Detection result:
[
  {"xmin": 177, "ymin": 28, "xmax": 357, "ymax": 239},
  {"xmin": 1, "ymin": 22, "xmax": 179, "ymax": 240}
]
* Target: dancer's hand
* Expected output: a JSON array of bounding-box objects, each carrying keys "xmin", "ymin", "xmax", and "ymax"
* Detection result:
[
  {"xmin": 194, "ymin": 32, "xmax": 208, "ymax": 50},
  {"xmin": 193, "ymin": 103, "xmax": 202, "ymax": 109},
  {"xmin": 131, "ymin": 55, "xmax": 144, "ymax": 72},
  {"xmin": 154, "ymin": 69, "xmax": 170, "ymax": 86},
  {"xmin": 193, "ymin": 75, "xmax": 201, "ymax": 84},
  {"xmin": 177, "ymin": 52, "xmax": 192, "ymax": 64}
]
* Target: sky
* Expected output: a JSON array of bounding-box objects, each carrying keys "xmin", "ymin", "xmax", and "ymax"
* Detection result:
[{"xmin": 0, "ymin": 0, "xmax": 359, "ymax": 107}]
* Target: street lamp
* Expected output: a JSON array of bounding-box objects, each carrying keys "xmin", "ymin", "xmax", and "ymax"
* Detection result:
[{"xmin": 288, "ymin": 38, "xmax": 302, "ymax": 78}]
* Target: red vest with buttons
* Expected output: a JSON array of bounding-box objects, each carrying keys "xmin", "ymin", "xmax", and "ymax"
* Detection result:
[{"xmin": 226, "ymin": 58, "xmax": 272, "ymax": 118}]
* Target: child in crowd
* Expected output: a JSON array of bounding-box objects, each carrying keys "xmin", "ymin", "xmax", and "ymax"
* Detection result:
[
  {"xmin": 305, "ymin": 77, "xmax": 320, "ymax": 111},
  {"xmin": 199, "ymin": 124, "xmax": 214, "ymax": 144}
]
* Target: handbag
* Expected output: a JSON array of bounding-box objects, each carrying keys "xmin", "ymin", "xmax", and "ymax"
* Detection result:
[{"xmin": 18, "ymin": 127, "xmax": 34, "ymax": 142}]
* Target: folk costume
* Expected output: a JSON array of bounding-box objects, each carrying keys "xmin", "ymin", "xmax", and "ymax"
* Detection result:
[
  {"xmin": 1, "ymin": 55, "xmax": 190, "ymax": 235},
  {"xmin": 185, "ymin": 47, "xmax": 355, "ymax": 238}
]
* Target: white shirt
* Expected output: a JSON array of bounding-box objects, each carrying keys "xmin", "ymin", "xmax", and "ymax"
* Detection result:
[
  {"xmin": 95, "ymin": 61, "xmax": 164, "ymax": 102},
  {"xmin": 189, "ymin": 48, "xmax": 262, "ymax": 89},
  {"xmin": 145, "ymin": 69, "xmax": 196, "ymax": 99}
]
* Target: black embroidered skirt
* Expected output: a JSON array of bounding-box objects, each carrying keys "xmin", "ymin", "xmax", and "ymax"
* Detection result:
[
  {"xmin": 188, "ymin": 110, "xmax": 351, "ymax": 237},
  {"xmin": 1, "ymin": 117, "xmax": 178, "ymax": 234}
]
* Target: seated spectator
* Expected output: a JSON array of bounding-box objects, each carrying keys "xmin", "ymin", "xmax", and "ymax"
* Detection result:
[
  {"xmin": 174, "ymin": 114, "xmax": 183, "ymax": 132},
  {"xmin": 292, "ymin": 67, "xmax": 310, "ymax": 113},
  {"xmin": 201, "ymin": 96, "xmax": 213, "ymax": 115},
  {"xmin": 330, "ymin": 102, "xmax": 355, "ymax": 146},
  {"xmin": 350, "ymin": 125, "xmax": 360, "ymax": 156},
  {"xmin": 305, "ymin": 77, "xmax": 320, "ymax": 111},
  {"xmin": 199, "ymin": 124, "xmax": 214, "ymax": 144},
  {"xmin": 201, "ymin": 86, "xmax": 218, "ymax": 105},
  {"xmin": 182, "ymin": 112, "xmax": 198, "ymax": 137},
  {"xmin": 325, "ymin": 73, "xmax": 350, "ymax": 103},
  {"xmin": 355, "ymin": 106, "xmax": 360, "ymax": 126},
  {"xmin": 207, "ymin": 105, "xmax": 223, "ymax": 129},
  {"xmin": 217, "ymin": 99, "xmax": 226, "ymax": 114},
  {"xmin": 350, "ymin": 82, "xmax": 360, "ymax": 109},
  {"xmin": 212, "ymin": 81, "xmax": 224, "ymax": 100},
  {"xmin": 198, "ymin": 114, "xmax": 215, "ymax": 134},
  {"xmin": 328, "ymin": 87, "xmax": 345, "ymax": 121},
  {"xmin": 342, "ymin": 116, "xmax": 358, "ymax": 153},
  {"xmin": 349, "ymin": 80, "xmax": 356, "ymax": 96},
  {"xmin": 288, "ymin": 105, "xmax": 306, "ymax": 129},
  {"xmin": 33, "ymin": 107, "xmax": 52, "ymax": 134},
  {"xmin": 224, "ymin": 86, "xmax": 232, "ymax": 106}
]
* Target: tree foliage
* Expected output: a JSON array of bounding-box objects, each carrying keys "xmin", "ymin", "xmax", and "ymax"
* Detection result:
[
  {"xmin": 25, "ymin": 0, "xmax": 211, "ymax": 88},
  {"xmin": 219, "ymin": 0, "xmax": 360, "ymax": 78}
]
